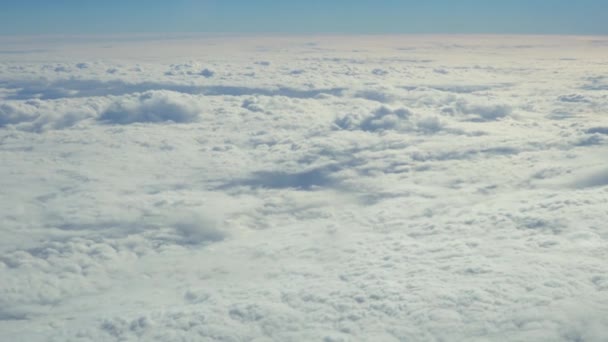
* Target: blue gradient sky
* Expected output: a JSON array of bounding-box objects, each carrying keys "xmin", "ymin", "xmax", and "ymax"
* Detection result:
[{"xmin": 1, "ymin": 0, "xmax": 606, "ymax": 35}]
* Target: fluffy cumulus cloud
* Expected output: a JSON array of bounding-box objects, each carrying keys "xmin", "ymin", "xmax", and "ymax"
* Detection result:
[
  {"xmin": 442, "ymin": 99, "xmax": 513, "ymax": 121},
  {"xmin": 0, "ymin": 91, "xmax": 204, "ymax": 131},
  {"xmin": 334, "ymin": 106, "xmax": 413, "ymax": 131},
  {"xmin": 1, "ymin": 35, "xmax": 607, "ymax": 341},
  {"xmin": 0, "ymin": 98, "xmax": 104, "ymax": 132},
  {"xmin": 99, "ymin": 90, "xmax": 203, "ymax": 124}
]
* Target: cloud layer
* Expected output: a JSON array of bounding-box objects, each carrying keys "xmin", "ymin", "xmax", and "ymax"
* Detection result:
[{"xmin": 1, "ymin": 35, "xmax": 607, "ymax": 341}]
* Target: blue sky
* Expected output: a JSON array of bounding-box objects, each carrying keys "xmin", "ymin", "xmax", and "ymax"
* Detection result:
[{"xmin": 0, "ymin": 0, "xmax": 606, "ymax": 35}]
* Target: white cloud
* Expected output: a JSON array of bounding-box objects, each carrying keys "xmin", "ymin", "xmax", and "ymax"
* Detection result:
[
  {"xmin": 170, "ymin": 211, "xmax": 227, "ymax": 245},
  {"xmin": 0, "ymin": 102, "xmax": 39, "ymax": 126},
  {"xmin": 334, "ymin": 106, "xmax": 413, "ymax": 132},
  {"xmin": 0, "ymin": 98, "xmax": 104, "ymax": 132},
  {"xmin": 1, "ymin": 35, "xmax": 607, "ymax": 342},
  {"xmin": 445, "ymin": 99, "xmax": 513, "ymax": 121},
  {"xmin": 99, "ymin": 90, "xmax": 203, "ymax": 124},
  {"xmin": 567, "ymin": 166, "xmax": 608, "ymax": 189}
]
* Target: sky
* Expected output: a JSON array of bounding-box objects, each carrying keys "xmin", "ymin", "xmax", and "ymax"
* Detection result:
[{"xmin": 0, "ymin": 0, "xmax": 607, "ymax": 36}]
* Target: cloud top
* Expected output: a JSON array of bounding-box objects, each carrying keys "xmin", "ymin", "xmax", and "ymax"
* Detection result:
[{"xmin": 99, "ymin": 91, "xmax": 202, "ymax": 125}]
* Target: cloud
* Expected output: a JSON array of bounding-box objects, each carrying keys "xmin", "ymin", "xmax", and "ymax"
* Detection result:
[
  {"xmin": 221, "ymin": 165, "xmax": 341, "ymax": 190},
  {"xmin": 0, "ymin": 102, "xmax": 39, "ymax": 127},
  {"xmin": 569, "ymin": 167, "xmax": 608, "ymax": 189},
  {"xmin": 582, "ymin": 76, "xmax": 608, "ymax": 90},
  {"xmin": 199, "ymin": 68, "xmax": 215, "ymax": 78},
  {"xmin": 428, "ymin": 84, "xmax": 503, "ymax": 94},
  {"xmin": 1, "ymin": 35, "xmax": 607, "ymax": 342},
  {"xmin": 1, "ymin": 90, "xmax": 206, "ymax": 130},
  {"xmin": 353, "ymin": 89, "xmax": 396, "ymax": 103},
  {"xmin": 334, "ymin": 106, "xmax": 412, "ymax": 132},
  {"xmin": 585, "ymin": 127, "xmax": 608, "ymax": 135},
  {"xmin": 371, "ymin": 68, "xmax": 388, "ymax": 76},
  {"xmin": 0, "ymin": 78, "xmax": 346, "ymax": 100},
  {"xmin": 164, "ymin": 62, "xmax": 215, "ymax": 77},
  {"xmin": 443, "ymin": 99, "xmax": 513, "ymax": 121},
  {"xmin": 416, "ymin": 116, "xmax": 443, "ymax": 133},
  {"xmin": 171, "ymin": 212, "xmax": 226, "ymax": 245},
  {"xmin": 0, "ymin": 98, "xmax": 103, "ymax": 132},
  {"xmin": 241, "ymin": 97, "xmax": 264, "ymax": 112},
  {"xmin": 98, "ymin": 90, "xmax": 202, "ymax": 124},
  {"xmin": 558, "ymin": 94, "xmax": 589, "ymax": 103}
]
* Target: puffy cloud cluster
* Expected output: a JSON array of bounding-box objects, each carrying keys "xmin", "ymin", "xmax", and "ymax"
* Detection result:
[
  {"xmin": 99, "ymin": 90, "xmax": 203, "ymax": 124},
  {"xmin": 443, "ymin": 99, "xmax": 513, "ymax": 121},
  {"xmin": 0, "ymin": 98, "xmax": 103, "ymax": 132},
  {"xmin": 1, "ymin": 35, "xmax": 607, "ymax": 341},
  {"xmin": 164, "ymin": 62, "xmax": 215, "ymax": 77},
  {"xmin": 334, "ymin": 106, "xmax": 413, "ymax": 132},
  {"xmin": 0, "ymin": 90, "xmax": 204, "ymax": 131}
]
